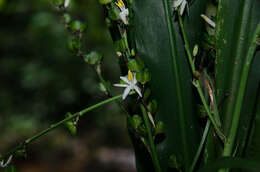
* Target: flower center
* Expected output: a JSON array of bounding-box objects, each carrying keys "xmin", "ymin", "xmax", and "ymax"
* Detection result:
[
  {"xmin": 128, "ymin": 70, "xmax": 133, "ymax": 81},
  {"xmin": 116, "ymin": 0, "xmax": 125, "ymax": 9}
]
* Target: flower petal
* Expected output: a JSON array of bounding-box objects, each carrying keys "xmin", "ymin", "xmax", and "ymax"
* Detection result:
[
  {"xmin": 133, "ymin": 73, "xmax": 137, "ymax": 84},
  {"xmin": 200, "ymin": 14, "xmax": 216, "ymax": 28},
  {"xmin": 180, "ymin": 0, "xmax": 187, "ymax": 15},
  {"xmin": 133, "ymin": 85, "xmax": 142, "ymax": 97},
  {"xmin": 119, "ymin": 8, "xmax": 129, "ymax": 24},
  {"xmin": 114, "ymin": 84, "xmax": 128, "ymax": 88},
  {"xmin": 120, "ymin": 76, "xmax": 130, "ymax": 84},
  {"xmin": 64, "ymin": 0, "xmax": 70, "ymax": 8},
  {"xmin": 173, "ymin": 0, "xmax": 184, "ymax": 8},
  {"xmin": 122, "ymin": 87, "xmax": 131, "ymax": 100},
  {"xmin": 0, "ymin": 155, "xmax": 13, "ymax": 168}
]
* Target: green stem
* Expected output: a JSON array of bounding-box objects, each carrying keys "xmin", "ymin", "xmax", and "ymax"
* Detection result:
[
  {"xmin": 140, "ymin": 104, "xmax": 162, "ymax": 172},
  {"xmin": 177, "ymin": 11, "xmax": 225, "ymax": 142},
  {"xmin": 0, "ymin": 92, "xmax": 133, "ymax": 161},
  {"xmin": 222, "ymin": 23, "xmax": 260, "ymax": 157},
  {"xmin": 189, "ymin": 120, "xmax": 211, "ymax": 172},
  {"xmin": 177, "ymin": 10, "xmax": 196, "ymax": 74},
  {"xmin": 194, "ymin": 80, "xmax": 226, "ymax": 142}
]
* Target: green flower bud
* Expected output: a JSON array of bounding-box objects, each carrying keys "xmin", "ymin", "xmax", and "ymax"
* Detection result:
[
  {"xmin": 64, "ymin": 112, "xmax": 77, "ymax": 136},
  {"xmin": 98, "ymin": 83, "xmax": 107, "ymax": 93},
  {"xmin": 67, "ymin": 37, "xmax": 81, "ymax": 52},
  {"xmin": 147, "ymin": 99, "xmax": 158, "ymax": 114},
  {"xmin": 83, "ymin": 51, "xmax": 103, "ymax": 65},
  {"xmin": 105, "ymin": 18, "xmax": 112, "ymax": 28},
  {"xmin": 64, "ymin": 121, "xmax": 77, "ymax": 136},
  {"xmin": 131, "ymin": 115, "xmax": 142, "ymax": 129},
  {"xmin": 131, "ymin": 49, "xmax": 135, "ymax": 56},
  {"xmin": 155, "ymin": 121, "xmax": 164, "ymax": 134},
  {"xmin": 143, "ymin": 88, "xmax": 151, "ymax": 101},
  {"xmin": 15, "ymin": 148, "xmax": 27, "ymax": 158},
  {"xmin": 193, "ymin": 44, "xmax": 199, "ymax": 56},
  {"xmin": 98, "ymin": 0, "xmax": 112, "ymax": 5},
  {"xmin": 114, "ymin": 39, "xmax": 127, "ymax": 53},
  {"xmin": 108, "ymin": 4, "xmax": 120, "ymax": 21},
  {"xmin": 63, "ymin": 13, "xmax": 71, "ymax": 24},
  {"xmin": 127, "ymin": 58, "xmax": 144, "ymax": 72},
  {"xmin": 70, "ymin": 20, "xmax": 86, "ymax": 32},
  {"xmin": 136, "ymin": 69, "xmax": 151, "ymax": 84}
]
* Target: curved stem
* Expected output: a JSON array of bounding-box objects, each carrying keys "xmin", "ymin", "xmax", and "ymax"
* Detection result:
[
  {"xmin": 189, "ymin": 120, "xmax": 211, "ymax": 172},
  {"xmin": 177, "ymin": 11, "xmax": 226, "ymax": 142},
  {"xmin": 0, "ymin": 92, "xmax": 133, "ymax": 161},
  {"xmin": 140, "ymin": 104, "xmax": 162, "ymax": 172}
]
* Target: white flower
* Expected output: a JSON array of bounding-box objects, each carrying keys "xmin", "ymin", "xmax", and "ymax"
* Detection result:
[
  {"xmin": 64, "ymin": 0, "xmax": 70, "ymax": 8},
  {"xmin": 114, "ymin": 70, "xmax": 142, "ymax": 100},
  {"xmin": 116, "ymin": 0, "xmax": 129, "ymax": 25},
  {"xmin": 173, "ymin": 0, "xmax": 187, "ymax": 16},
  {"xmin": 0, "ymin": 155, "xmax": 13, "ymax": 168},
  {"xmin": 200, "ymin": 14, "xmax": 216, "ymax": 28}
]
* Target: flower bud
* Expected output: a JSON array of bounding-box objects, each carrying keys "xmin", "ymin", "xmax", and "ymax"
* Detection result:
[
  {"xmin": 83, "ymin": 51, "xmax": 103, "ymax": 65},
  {"xmin": 70, "ymin": 20, "xmax": 86, "ymax": 32}
]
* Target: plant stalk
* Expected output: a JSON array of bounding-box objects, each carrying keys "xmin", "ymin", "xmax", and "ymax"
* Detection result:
[
  {"xmin": 177, "ymin": 11, "xmax": 225, "ymax": 142},
  {"xmin": 0, "ymin": 92, "xmax": 133, "ymax": 161},
  {"xmin": 189, "ymin": 119, "xmax": 211, "ymax": 172},
  {"xmin": 222, "ymin": 23, "xmax": 260, "ymax": 157},
  {"xmin": 140, "ymin": 104, "xmax": 162, "ymax": 172}
]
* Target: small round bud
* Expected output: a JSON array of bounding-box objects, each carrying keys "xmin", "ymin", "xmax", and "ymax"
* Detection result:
[
  {"xmin": 83, "ymin": 51, "xmax": 103, "ymax": 65},
  {"xmin": 70, "ymin": 20, "xmax": 86, "ymax": 32}
]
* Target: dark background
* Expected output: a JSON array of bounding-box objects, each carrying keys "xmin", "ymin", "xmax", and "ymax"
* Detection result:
[{"xmin": 0, "ymin": 0, "xmax": 135, "ymax": 171}]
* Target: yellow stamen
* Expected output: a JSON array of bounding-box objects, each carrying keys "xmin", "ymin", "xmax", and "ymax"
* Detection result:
[
  {"xmin": 116, "ymin": 0, "xmax": 125, "ymax": 8},
  {"xmin": 128, "ymin": 70, "xmax": 133, "ymax": 81}
]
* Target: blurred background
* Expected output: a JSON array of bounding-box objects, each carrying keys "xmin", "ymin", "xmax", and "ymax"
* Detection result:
[{"xmin": 0, "ymin": 0, "xmax": 136, "ymax": 171}]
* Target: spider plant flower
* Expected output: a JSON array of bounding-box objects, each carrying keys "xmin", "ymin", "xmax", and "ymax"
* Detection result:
[
  {"xmin": 115, "ymin": 0, "xmax": 129, "ymax": 25},
  {"xmin": 114, "ymin": 70, "xmax": 142, "ymax": 100},
  {"xmin": 173, "ymin": 0, "xmax": 187, "ymax": 16},
  {"xmin": 64, "ymin": 0, "xmax": 70, "ymax": 8},
  {"xmin": 0, "ymin": 155, "xmax": 13, "ymax": 168},
  {"xmin": 201, "ymin": 14, "xmax": 216, "ymax": 28}
]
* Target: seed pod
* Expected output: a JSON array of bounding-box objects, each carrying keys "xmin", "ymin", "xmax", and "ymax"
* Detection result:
[
  {"xmin": 83, "ymin": 51, "xmax": 103, "ymax": 65},
  {"xmin": 147, "ymin": 99, "xmax": 158, "ymax": 114},
  {"xmin": 193, "ymin": 44, "xmax": 199, "ymax": 56},
  {"xmin": 70, "ymin": 20, "xmax": 86, "ymax": 32},
  {"xmin": 63, "ymin": 13, "xmax": 71, "ymax": 24},
  {"xmin": 131, "ymin": 115, "xmax": 142, "ymax": 129},
  {"xmin": 108, "ymin": 4, "xmax": 120, "ymax": 21},
  {"xmin": 136, "ymin": 69, "xmax": 151, "ymax": 84},
  {"xmin": 155, "ymin": 121, "xmax": 164, "ymax": 134},
  {"xmin": 127, "ymin": 58, "xmax": 144, "ymax": 72},
  {"xmin": 67, "ymin": 37, "xmax": 81, "ymax": 52}
]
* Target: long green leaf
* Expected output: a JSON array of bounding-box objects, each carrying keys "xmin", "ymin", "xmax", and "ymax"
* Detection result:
[
  {"xmin": 132, "ymin": 0, "xmax": 206, "ymax": 170},
  {"xmin": 215, "ymin": 0, "xmax": 260, "ymax": 155}
]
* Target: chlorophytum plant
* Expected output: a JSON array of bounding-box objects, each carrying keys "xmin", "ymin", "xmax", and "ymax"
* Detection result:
[{"xmin": 1, "ymin": 0, "xmax": 260, "ymax": 171}]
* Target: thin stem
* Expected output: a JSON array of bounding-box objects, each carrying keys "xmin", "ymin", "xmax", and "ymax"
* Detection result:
[
  {"xmin": 222, "ymin": 23, "xmax": 260, "ymax": 157},
  {"xmin": 177, "ymin": 10, "xmax": 196, "ymax": 74},
  {"xmin": 194, "ymin": 80, "xmax": 226, "ymax": 141},
  {"xmin": 0, "ymin": 92, "xmax": 133, "ymax": 161},
  {"xmin": 177, "ymin": 11, "xmax": 225, "ymax": 141},
  {"xmin": 189, "ymin": 120, "xmax": 211, "ymax": 172},
  {"xmin": 140, "ymin": 104, "xmax": 162, "ymax": 172}
]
